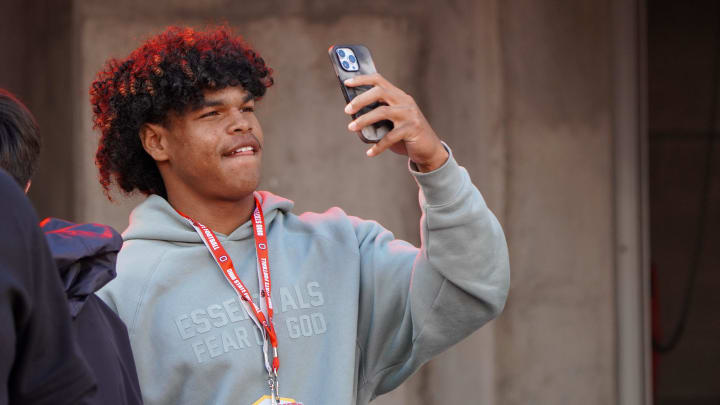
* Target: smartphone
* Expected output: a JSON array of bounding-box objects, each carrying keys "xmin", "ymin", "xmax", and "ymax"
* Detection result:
[{"xmin": 328, "ymin": 44, "xmax": 393, "ymax": 143}]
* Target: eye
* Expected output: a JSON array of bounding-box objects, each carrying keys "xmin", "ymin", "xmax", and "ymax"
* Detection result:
[
  {"xmin": 199, "ymin": 110, "xmax": 219, "ymax": 118},
  {"xmin": 241, "ymin": 106, "xmax": 255, "ymax": 113}
]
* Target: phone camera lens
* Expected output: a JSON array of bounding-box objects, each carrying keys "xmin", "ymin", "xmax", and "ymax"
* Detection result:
[
  {"xmin": 337, "ymin": 49, "xmax": 346, "ymax": 57},
  {"xmin": 349, "ymin": 55, "xmax": 356, "ymax": 63},
  {"xmin": 342, "ymin": 61, "xmax": 350, "ymax": 69}
]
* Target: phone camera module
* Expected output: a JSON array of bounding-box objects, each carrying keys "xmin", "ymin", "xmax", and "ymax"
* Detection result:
[{"xmin": 336, "ymin": 47, "xmax": 359, "ymax": 72}]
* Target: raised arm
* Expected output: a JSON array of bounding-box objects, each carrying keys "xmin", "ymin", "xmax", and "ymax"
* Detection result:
[{"xmin": 353, "ymin": 147, "xmax": 510, "ymax": 402}]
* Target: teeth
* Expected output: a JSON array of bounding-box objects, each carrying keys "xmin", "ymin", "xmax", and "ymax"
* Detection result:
[{"xmin": 233, "ymin": 146, "xmax": 254, "ymax": 154}]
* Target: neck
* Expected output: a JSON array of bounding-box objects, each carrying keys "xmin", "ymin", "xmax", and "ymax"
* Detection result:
[{"xmin": 167, "ymin": 191, "xmax": 256, "ymax": 236}]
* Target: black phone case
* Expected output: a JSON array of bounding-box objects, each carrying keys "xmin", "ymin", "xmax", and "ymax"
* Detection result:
[{"xmin": 328, "ymin": 44, "xmax": 393, "ymax": 143}]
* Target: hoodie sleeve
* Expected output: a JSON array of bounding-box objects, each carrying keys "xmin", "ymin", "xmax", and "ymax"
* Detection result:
[{"xmin": 353, "ymin": 146, "xmax": 510, "ymax": 401}]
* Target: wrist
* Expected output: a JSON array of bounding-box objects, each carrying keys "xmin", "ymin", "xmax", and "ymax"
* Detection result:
[{"xmin": 413, "ymin": 145, "xmax": 449, "ymax": 173}]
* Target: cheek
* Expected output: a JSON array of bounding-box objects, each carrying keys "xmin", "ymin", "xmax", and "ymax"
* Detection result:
[
  {"xmin": 251, "ymin": 118, "xmax": 264, "ymax": 140},
  {"xmin": 179, "ymin": 127, "xmax": 217, "ymax": 156},
  {"xmin": 173, "ymin": 136, "xmax": 219, "ymax": 174}
]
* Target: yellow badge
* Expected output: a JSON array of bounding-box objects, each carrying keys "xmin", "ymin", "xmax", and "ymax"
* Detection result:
[{"xmin": 251, "ymin": 395, "xmax": 303, "ymax": 405}]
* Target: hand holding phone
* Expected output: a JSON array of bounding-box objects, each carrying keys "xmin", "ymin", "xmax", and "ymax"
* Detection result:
[
  {"xmin": 328, "ymin": 45, "xmax": 393, "ymax": 143},
  {"xmin": 328, "ymin": 44, "xmax": 448, "ymax": 172}
]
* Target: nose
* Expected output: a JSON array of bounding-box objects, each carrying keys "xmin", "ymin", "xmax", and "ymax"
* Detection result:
[{"xmin": 227, "ymin": 108, "xmax": 252, "ymax": 134}]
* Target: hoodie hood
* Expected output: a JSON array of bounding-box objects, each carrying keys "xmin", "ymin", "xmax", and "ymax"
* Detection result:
[
  {"xmin": 123, "ymin": 190, "xmax": 294, "ymax": 244},
  {"xmin": 41, "ymin": 217, "xmax": 123, "ymax": 317}
]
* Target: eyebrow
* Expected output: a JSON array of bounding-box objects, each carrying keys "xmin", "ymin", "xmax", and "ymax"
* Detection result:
[{"xmin": 198, "ymin": 92, "xmax": 254, "ymax": 109}]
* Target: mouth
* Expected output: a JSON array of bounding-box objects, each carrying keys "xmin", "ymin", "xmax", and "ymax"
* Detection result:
[
  {"xmin": 222, "ymin": 136, "xmax": 261, "ymax": 158},
  {"xmin": 223, "ymin": 145, "xmax": 256, "ymax": 157}
]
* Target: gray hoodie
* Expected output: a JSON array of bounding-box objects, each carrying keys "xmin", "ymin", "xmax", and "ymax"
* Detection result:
[{"xmin": 98, "ymin": 150, "xmax": 510, "ymax": 405}]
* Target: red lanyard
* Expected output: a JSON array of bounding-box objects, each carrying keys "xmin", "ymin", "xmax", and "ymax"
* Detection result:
[{"xmin": 176, "ymin": 196, "xmax": 280, "ymax": 401}]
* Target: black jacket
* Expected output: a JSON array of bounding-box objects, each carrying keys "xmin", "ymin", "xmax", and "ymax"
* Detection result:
[
  {"xmin": 0, "ymin": 170, "xmax": 96, "ymax": 404},
  {"xmin": 41, "ymin": 218, "xmax": 143, "ymax": 405}
]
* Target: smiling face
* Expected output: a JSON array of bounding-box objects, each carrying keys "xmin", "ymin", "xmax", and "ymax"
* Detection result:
[{"xmin": 144, "ymin": 86, "xmax": 264, "ymax": 206}]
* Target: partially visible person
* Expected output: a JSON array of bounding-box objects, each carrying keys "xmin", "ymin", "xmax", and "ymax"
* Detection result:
[
  {"xmin": 0, "ymin": 89, "xmax": 143, "ymax": 404},
  {"xmin": 0, "ymin": 89, "xmax": 39, "ymax": 192},
  {"xmin": 0, "ymin": 169, "xmax": 96, "ymax": 404},
  {"xmin": 40, "ymin": 218, "xmax": 143, "ymax": 404}
]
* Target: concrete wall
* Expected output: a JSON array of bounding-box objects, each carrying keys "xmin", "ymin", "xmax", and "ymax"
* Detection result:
[
  {"xmin": 3, "ymin": 0, "xmax": 642, "ymax": 403},
  {"xmin": 496, "ymin": 1, "xmax": 617, "ymax": 403}
]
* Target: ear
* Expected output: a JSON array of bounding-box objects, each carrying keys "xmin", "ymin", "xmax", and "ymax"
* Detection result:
[{"xmin": 139, "ymin": 123, "xmax": 171, "ymax": 162}]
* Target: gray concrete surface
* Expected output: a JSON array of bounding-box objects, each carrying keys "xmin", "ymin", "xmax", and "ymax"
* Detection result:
[{"xmin": 495, "ymin": 1, "xmax": 617, "ymax": 404}]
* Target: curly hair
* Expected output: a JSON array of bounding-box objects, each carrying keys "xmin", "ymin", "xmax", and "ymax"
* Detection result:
[{"xmin": 90, "ymin": 25, "xmax": 273, "ymax": 199}]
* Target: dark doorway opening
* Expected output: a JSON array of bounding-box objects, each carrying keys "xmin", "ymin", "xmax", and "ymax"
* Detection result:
[{"xmin": 648, "ymin": 1, "xmax": 720, "ymax": 404}]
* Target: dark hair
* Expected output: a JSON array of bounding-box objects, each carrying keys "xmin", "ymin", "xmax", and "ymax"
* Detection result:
[
  {"xmin": 0, "ymin": 89, "xmax": 40, "ymax": 189},
  {"xmin": 90, "ymin": 25, "xmax": 274, "ymax": 199}
]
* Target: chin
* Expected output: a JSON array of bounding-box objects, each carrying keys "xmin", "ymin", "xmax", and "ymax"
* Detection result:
[{"xmin": 223, "ymin": 178, "xmax": 260, "ymax": 200}]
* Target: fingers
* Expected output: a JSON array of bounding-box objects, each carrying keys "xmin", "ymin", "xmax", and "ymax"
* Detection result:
[
  {"xmin": 343, "ymin": 73, "xmax": 438, "ymax": 162},
  {"xmin": 344, "ymin": 73, "xmax": 391, "ymax": 89},
  {"xmin": 366, "ymin": 124, "xmax": 410, "ymax": 157},
  {"xmin": 344, "ymin": 73, "xmax": 411, "ymax": 114},
  {"xmin": 348, "ymin": 105, "xmax": 408, "ymax": 132},
  {"xmin": 344, "ymin": 86, "xmax": 387, "ymax": 115}
]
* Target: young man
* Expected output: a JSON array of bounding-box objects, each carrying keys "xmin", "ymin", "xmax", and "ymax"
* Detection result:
[
  {"xmin": 0, "ymin": 89, "xmax": 143, "ymax": 404},
  {"xmin": 93, "ymin": 26, "xmax": 510, "ymax": 405}
]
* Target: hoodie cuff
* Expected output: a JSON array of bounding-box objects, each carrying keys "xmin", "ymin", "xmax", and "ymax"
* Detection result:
[{"xmin": 409, "ymin": 143, "xmax": 466, "ymax": 207}]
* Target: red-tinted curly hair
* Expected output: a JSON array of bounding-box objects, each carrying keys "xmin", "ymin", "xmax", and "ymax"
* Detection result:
[{"xmin": 90, "ymin": 25, "xmax": 273, "ymax": 199}]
